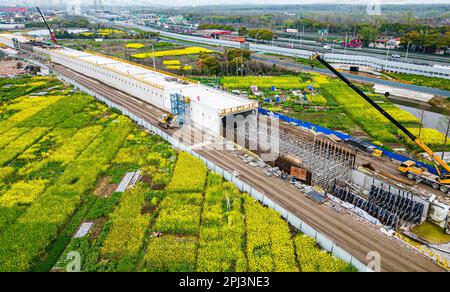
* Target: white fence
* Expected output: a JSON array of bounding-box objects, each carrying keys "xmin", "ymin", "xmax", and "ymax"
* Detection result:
[{"xmin": 55, "ymin": 71, "xmax": 372, "ymax": 272}]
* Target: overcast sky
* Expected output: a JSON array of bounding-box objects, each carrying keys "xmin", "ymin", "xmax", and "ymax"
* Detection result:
[
  {"xmin": 94, "ymin": 0, "xmax": 450, "ymax": 4},
  {"xmin": 2, "ymin": 0, "xmax": 450, "ymax": 6},
  {"xmin": 140, "ymin": 0, "xmax": 450, "ymax": 5}
]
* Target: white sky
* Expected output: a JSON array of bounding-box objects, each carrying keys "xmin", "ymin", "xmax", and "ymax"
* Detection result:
[{"xmin": 2, "ymin": 0, "xmax": 450, "ymax": 5}]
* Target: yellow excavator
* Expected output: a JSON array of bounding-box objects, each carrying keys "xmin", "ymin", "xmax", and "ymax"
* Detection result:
[
  {"xmin": 158, "ymin": 114, "xmax": 180, "ymax": 129},
  {"xmin": 311, "ymin": 53, "xmax": 450, "ymax": 194}
]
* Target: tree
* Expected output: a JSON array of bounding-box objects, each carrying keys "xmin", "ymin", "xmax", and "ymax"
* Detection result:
[
  {"xmin": 197, "ymin": 23, "xmax": 235, "ymax": 31},
  {"xmin": 401, "ymin": 31, "xmax": 422, "ymax": 46},
  {"xmin": 197, "ymin": 53, "xmax": 220, "ymax": 75},
  {"xmin": 258, "ymin": 29, "xmax": 274, "ymax": 41},
  {"xmin": 358, "ymin": 25, "xmax": 379, "ymax": 46},
  {"xmin": 401, "ymin": 30, "xmax": 442, "ymax": 52},
  {"xmin": 437, "ymin": 32, "xmax": 450, "ymax": 49},
  {"xmin": 238, "ymin": 26, "xmax": 248, "ymax": 36},
  {"xmin": 139, "ymin": 31, "xmax": 159, "ymax": 39},
  {"xmin": 225, "ymin": 48, "xmax": 251, "ymax": 61},
  {"xmin": 437, "ymin": 116, "xmax": 450, "ymax": 159},
  {"xmin": 248, "ymin": 29, "xmax": 274, "ymax": 41}
]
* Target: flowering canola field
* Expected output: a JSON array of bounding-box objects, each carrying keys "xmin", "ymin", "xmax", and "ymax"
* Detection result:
[
  {"xmin": 0, "ymin": 76, "xmax": 355, "ymax": 272},
  {"xmin": 132, "ymin": 46, "xmax": 213, "ymax": 59}
]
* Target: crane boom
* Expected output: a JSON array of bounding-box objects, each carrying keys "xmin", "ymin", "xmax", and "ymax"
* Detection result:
[
  {"xmin": 311, "ymin": 53, "xmax": 450, "ymax": 175},
  {"xmin": 36, "ymin": 7, "xmax": 59, "ymax": 46}
]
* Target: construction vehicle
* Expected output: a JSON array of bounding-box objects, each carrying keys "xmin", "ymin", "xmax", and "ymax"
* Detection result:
[
  {"xmin": 344, "ymin": 137, "xmax": 383, "ymax": 157},
  {"xmin": 311, "ymin": 53, "xmax": 450, "ymax": 194},
  {"xmin": 36, "ymin": 7, "xmax": 59, "ymax": 47},
  {"xmin": 158, "ymin": 114, "xmax": 180, "ymax": 129}
]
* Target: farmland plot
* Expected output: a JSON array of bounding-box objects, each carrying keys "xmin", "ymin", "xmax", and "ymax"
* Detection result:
[
  {"xmin": 321, "ymin": 80, "xmax": 422, "ymax": 143},
  {"xmin": 0, "ymin": 76, "xmax": 354, "ymax": 272}
]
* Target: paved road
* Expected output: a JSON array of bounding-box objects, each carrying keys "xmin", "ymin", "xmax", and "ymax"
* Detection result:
[
  {"xmin": 269, "ymin": 37, "xmax": 450, "ymax": 66},
  {"xmin": 50, "ymin": 62, "xmax": 442, "ymax": 272},
  {"xmin": 276, "ymin": 31, "xmax": 450, "ymax": 64}
]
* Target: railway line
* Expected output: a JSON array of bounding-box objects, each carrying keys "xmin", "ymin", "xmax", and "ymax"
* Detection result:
[
  {"xmin": 274, "ymin": 114, "xmax": 450, "ymax": 204},
  {"xmin": 50, "ymin": 62, "xmax": 442, "ymax": 272}
]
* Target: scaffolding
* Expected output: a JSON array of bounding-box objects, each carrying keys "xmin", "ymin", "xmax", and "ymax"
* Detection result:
[
  {"xmin": 170, "ymin": 93, "xmax": 189, "ymax": 126},
  {"xmin": 236, "ymin": 118, "xmax": 355, "ymax": 189}
]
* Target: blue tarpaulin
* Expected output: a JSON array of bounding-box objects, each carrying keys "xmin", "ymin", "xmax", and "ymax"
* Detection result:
[{"xmin": 258, "ymin": 108, "xmax": 438, "ymax": 175}]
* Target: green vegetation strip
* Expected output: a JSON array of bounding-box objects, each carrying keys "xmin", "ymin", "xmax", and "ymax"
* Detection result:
[{"xmin": 386, "ymin": 72, "xmax": 450, "ymax": 92}]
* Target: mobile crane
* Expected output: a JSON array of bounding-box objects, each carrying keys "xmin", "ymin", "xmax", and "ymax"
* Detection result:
[
  {"xmin": 36, "ymin": 7, "xmax": 59, "ymax": 47},
  {"xmin": 310, "ymin": 53, "xmax": 450, "ymax": 194}
]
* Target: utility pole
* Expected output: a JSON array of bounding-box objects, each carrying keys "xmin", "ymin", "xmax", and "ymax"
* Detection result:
[
  {"xmin": 300, "ymin": 23, "xmax": 304, "ymax": 48},
  {"xmin": 151, "ymin": 43, "xmax": 156, "ymax": 70},
  {"xmin": 344, "ymin": 32, "xmax": 348, "ymax": 54},
  {"xmin": 418, "ymin": 107, "xmax": 425, "ymax": 138},
  {"xmin": 405, "ymin": 40, "xmax": 411, "ymax": 62},
  {"xmin": 239, "ymin": 52, "xmax": 244, "ymax": 77},
  {"xmin": 438, "ymin": 116, "xmax": 450, "ymax": 160},
  {"xmin": 443, "ymin": 119, "xmax": 450, "ymax": 160}
]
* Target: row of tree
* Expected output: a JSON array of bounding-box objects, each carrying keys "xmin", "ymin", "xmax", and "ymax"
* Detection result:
[
  {"xmin": 197, "ymin": 23, "xmax": 235, "ymax": 31},
  {"xmin": 197, "ymin": 24, "xmax": 274, "ymax": 41},
  {"xmin": 246, "ymin": 28, "xmax": 274, "ymax": 41},
  {"xmin": 54, "ymin": 30, "xmax": 159, "ymax": 40},
  {"xmin": 194, "ymin": 11, "xmax": 450, "ymax": 37},
  {"xmin": 195, "ymin": 48, "xmax": 287, "ymax": 76},
  {"xmin": 401, "ymin": 31, "xmax": 450, "ymax": 52},
  {"xmin": 25, "ymin": 16, "xmax": 93, "ymax": 29}
]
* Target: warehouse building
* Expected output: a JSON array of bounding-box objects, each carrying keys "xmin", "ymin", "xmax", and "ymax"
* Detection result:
[{"xmin": 32, "ymin": 46, "xmax": 258, "ymax": 135}]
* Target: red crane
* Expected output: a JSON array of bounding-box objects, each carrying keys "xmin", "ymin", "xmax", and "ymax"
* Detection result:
[{"xmin": 36, "ymin": 7, "xmax": 59, "ymax": 46}]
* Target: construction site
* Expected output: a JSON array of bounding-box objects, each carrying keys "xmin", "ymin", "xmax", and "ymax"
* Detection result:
[{"xmin": 1, "ymin": 10, "xmax": 449, "ymax": 272}]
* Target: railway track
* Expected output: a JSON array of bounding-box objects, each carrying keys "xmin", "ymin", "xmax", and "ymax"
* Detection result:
[
  {"xmin": 275, "ymin": 115, "xmax": 450, "ymax": 203},
  {"xmin": 52, "ymin": 63, "xmax": 442, "ymax": 272}
]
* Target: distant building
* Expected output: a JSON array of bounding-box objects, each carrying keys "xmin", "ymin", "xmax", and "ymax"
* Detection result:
[
  {"xmin": 219, "ymin": 34, "xmax": 246, "ymax": 43},
  {"xmin": 342, "ymin": 39, "xmax": 363, "ymax": 48},
  {"xmin": 195, "ymin": 29, "xmax": 232, "ymax": 39},
  {"xmin": 387, "ymin": 38, "xmax": 401, "ymax": 49},
  {"xmin": 0, "ymin": 7, "xmax": 28, "ymax": 15},
  {"xmin": 139, "ymin": 14, "xmax": 158, "ymax": 21},
  {"xmin": 371, "ymin": 37, "xmax": 401, "ymax": 49},
  {"xmin": 0, "ymin": 23, "xmax": 25, "ymax": 30},
  {"xmin": 285, "ymin": 28, "xmax": 298, "ymax": 34}
]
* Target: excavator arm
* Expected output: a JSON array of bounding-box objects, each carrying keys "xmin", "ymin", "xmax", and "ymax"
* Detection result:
[{"xmin": 310, "ymin": 53, "xmax": 450, "ymax": 176}]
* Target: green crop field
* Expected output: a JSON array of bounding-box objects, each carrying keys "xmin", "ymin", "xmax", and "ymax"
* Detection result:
[
  {"xmin": 385, "ymin": 72, "xmax": 450, "ymax": 92},
  {"xmin": 320, "ymin": 79, "xmax": 423, "ymax": 143},
  {"xmin": 221, "ymin": 76, "xmax": 310, "ymax": 90},
  {"xmin": 0, "ymin": 76, "xmax": 354, "ymax": 272}
]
